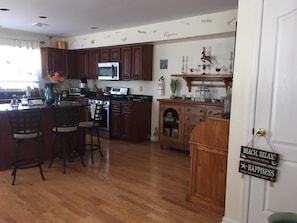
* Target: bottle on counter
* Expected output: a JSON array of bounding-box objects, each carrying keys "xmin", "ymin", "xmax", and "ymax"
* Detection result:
[{"xmin": 223, "ymin": 85, "xmax": 232, "ymax": 118}]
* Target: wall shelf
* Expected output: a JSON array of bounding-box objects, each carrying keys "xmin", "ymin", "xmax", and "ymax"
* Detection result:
[{"xmin": 171, "ymin": 74, "xmax": 233, "ymax": 92}]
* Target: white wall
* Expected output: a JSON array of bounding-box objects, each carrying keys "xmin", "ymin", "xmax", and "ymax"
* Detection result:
[{"xmin": 223, "ymin": 0, "xmax": 262, "ymax": 223}]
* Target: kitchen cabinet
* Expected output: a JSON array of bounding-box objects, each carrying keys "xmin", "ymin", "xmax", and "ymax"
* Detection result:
[
  {"xmin": 99, "ymin": 47, "xmax": 121, "ymax": 62},
  {"xmin": 88, "ymin": 49, "xmax": 100, "ymax": 79},
  {"xmin": 41, "ymin": 47, "xmax": 65, "ymax": 78},
  {"xmin": 65, "ymin": 50, "xmax": 77, "ymax": 79},
  {"xmin": 76, "ymin": 49, "xmax": 89, "ymax": 78},
  {"xmin": 157, "ymin": 99, "xmax": 223, "ymax": 151},
  {"xmin": 187, "ymin": 116, "xmax": 229, "ymax": 215},
  {"xmin": 121, "ymin": 47, "xmax": 132, "ymax": 80},
  {"xmin": 121, "ymin": 44, "xmax": 153, "ymax": 80},
  {"xmin": 110, "ymin": 101, "xmax": 151, "ymax": 141}
]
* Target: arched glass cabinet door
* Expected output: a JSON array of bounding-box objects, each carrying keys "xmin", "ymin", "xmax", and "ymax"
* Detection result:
[{"xmin": 162, "ymin": 108, "xmax": 179, "ymax": 138}]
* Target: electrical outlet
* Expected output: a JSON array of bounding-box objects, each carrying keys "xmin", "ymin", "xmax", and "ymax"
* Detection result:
[{"xmin": 140, "ymin": 86, "xmax": 143, "ymax": 92}]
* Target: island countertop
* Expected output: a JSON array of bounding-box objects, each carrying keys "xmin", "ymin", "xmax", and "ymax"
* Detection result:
[{"xmin": 0, "ymin": 101, "xmax": 87, "ymax": 171}]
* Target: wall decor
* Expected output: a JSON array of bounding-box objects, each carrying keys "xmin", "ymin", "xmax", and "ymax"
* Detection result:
[{"xmin": 160, "ymin": 59, "xmax": 168, "ymax": 69}]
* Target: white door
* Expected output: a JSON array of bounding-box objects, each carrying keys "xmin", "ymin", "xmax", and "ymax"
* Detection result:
[{"xmin": 248, "ymin": 0, "xmax": 297, "ymax": 222}]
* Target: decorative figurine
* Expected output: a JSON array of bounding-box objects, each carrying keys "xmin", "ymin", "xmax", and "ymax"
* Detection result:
[{"xmin": 199, "ymin": 47, "xmax": 212, "ymax": 74}]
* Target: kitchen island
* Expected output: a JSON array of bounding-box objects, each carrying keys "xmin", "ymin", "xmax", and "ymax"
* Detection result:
[{"xmin": 0, "ymin": 101, "xmax": 87, "ymax": 171}]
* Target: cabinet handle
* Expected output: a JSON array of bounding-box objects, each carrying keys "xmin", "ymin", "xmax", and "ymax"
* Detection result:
[
  {"xmin": 186, "ymin": 117, "xmax": 189, "ymax": 120},
  {"xmin": 200, "ymin": 109, "xmax": 203, "ymax": 113},
  {"xmin": 187, "ymin": 108, "xmax": 190, "ymax": 111}
]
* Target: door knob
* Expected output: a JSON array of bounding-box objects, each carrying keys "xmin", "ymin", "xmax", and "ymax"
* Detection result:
[{"xmin": 256, "ymin": 128, "xmax": 266, "ymax": 136}]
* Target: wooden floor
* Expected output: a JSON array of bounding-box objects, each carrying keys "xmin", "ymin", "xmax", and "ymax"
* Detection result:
[{"xmin": 0, "ymin": 138, "xmax": 222, "ymax": 223}]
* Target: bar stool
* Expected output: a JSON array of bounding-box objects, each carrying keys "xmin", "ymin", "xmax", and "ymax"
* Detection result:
[
  {"xmin": 8, "ymin": 108, "xmax": 45, "ymax": 185},
  {"xmin": 48, "ymin": 105, "xmax": 85, "ymax": 173},
  {"xmin": 79, "ymin": 103, "xmax": 103, "ymax": 164}
]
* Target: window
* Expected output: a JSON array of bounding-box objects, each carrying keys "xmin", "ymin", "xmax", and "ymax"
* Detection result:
[{"xmin": 0, "ymin": 38, "xmax": 41, "ymax": 89}]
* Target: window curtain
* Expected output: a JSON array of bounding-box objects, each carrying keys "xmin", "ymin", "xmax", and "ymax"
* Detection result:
[{"xmin": 0, "ymin": 38, "xmax": 41, "ymax": 89}]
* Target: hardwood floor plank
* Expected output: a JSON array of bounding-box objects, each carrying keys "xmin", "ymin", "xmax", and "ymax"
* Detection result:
[{"xmin": 0, "ymin": 138, "xmax": 222, "ymax": 223}]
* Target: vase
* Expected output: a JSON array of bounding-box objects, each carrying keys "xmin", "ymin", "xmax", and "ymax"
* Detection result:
[{"xmin": 44, "ymin": 83, "xmax": 55, "ymax": 105}]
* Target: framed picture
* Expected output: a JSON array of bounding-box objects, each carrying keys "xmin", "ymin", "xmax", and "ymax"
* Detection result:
[{"xmin": 160, "ymin": 59, "xmax": 168, "ymax": 69}]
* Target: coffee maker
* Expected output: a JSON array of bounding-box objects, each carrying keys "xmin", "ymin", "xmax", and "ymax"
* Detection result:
[{"xmin": 80, "ymin": 78, "xmax": 88, "ymax": 96}]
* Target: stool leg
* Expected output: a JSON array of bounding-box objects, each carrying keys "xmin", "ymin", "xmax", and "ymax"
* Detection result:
[
  {"xmin": 36, "ymin": 139, "xmax": 45, "ymax": 181},
  {"xmin": 63, "ymin": 134, "xmax": 67, "ymax": 174},
  {"xmin": 96, "ymin": 127, "xmax": 103, "ymax": 157},
  {"xmin": 12, "ymin": 142, "xmax": 19, "ymax": 185},
  {"xmin": 48, "ymin": 133, "xmax": 57, "ymax": 168},
  {"xmin": 77, "ymin": 131, "xmax": 85, "ymax": 167},
  {"xmin": 90, "ymin": 128, "xmax": 94, "ymax": 164}
]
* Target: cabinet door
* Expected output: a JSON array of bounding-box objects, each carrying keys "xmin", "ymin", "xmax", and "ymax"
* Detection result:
[
  {"xmin": 159, "ymin": 104, "xmax": 183, "ymax": 144},
  {"xmin": 131, "ymin": 45, "xmax": 153, "ymax": 80},
  {"xmin": 131, "ymin": 45, "xmax": 143, "ymax": 80},
  {"xmin": 121, "ymin": 47, "xmax": 132, "ymax": 80},
  {"xmin": 99, "ymin": 48, "xmax": 110, "ymax": 62},
  {"xmin": 65, "ymin": 50, "xmax": 77, "ymax": 79},
  {"xmin": 76, "ymin": 50, "xmax": 89, "ymax": 78},
  {"xmin": 121, "ymin": 103, "xmax": 133, "ymax": 139},
  {"xmin": 110, "ymin": 102, "xmax": 122, "ymax": 138},
  {"xmin": 88, "ymin": 49, "xmax": 99, "ymax": 79},
  {"xmin": 41, "ymin": 47, "xmax": 65, "ymax": 78},
  {"xmin": 110, "ymin": 48, "xmax": 121, "ymax": 61}
]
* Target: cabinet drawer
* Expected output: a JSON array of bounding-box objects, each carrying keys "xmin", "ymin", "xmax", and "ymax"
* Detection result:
[
  {"xmin": 184, "ymin": 115, "xmax": 204, "ymax": 123},
  {"xmin": 122, "ymin": 103, "xmax": 132, "ymax": 111},
  {"xmin": 183, "ymin": 135, "xmax": 190, "ymax": 144},
  {"xmin": 184, "ymin": 107, "xmax": 205, "ymax": 115},
  {"xmin": 111, "ymin": 103, "xmax": 121, "ymax": 110},
  {"xmin": 184, "ymin": 123, "xmax": 196, "ymax": 135}
]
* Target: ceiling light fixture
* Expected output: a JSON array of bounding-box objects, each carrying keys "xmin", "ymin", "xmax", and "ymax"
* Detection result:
[
  {"xmin": 32, "ymin": 22, "xmax": 49, "ymax": 27},
  {"xmin": 0, "ymin": 8, "xmax": 10, "ymax": 11},
  {"xmin": 38, "ymin": 15, "xmax": 48, "ymax": 19}
]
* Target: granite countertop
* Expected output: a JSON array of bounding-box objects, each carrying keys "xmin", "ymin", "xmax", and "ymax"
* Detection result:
[{"xmin": 0, "ymin": 100, "xmax": 82, "ymax": 112}]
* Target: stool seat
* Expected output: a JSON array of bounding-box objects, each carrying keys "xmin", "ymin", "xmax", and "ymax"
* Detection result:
[
  {"xmin": 79, "ymin": 121, "xmax": 99, "ymax": 128},
  {"xmin": 13, "ymin": 132, "xmax": 42, "ymax": 139},
  {"xmin": 52, "ymin": 126, "xmax": 78, "ymax": 133}
]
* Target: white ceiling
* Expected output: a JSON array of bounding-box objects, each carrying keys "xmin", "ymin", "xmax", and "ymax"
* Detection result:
[{"xmin": 0, "ymin": 0, "xmax": 238, "ymax": 37}]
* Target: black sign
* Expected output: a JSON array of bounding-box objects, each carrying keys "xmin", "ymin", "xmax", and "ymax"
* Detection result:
[
  {"xmin": 240, "ymin": 146, "xmax": 279, "ymax": 166},
  {"xmin": 239, "ymin": 160, "xmax": 277, "ymax": 182}
]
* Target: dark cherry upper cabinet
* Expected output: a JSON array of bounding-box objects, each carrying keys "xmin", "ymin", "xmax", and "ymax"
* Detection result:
[
  {"xmin": 121, "ymin": 47, "xmax": 132, "ymax": 80},
  {"xmin": 76, "ymin": 49, "xmax": 89, "ymax": 78},
  {"xmin": 88, "ymin": 49, "xmax": 100, "ymax": 79},
  {"xmin": 121, "ymin": 44, "xmax": 153, "ymax": 81},
  {"xmin": 41, "ymin": 47, "xmax": 65, "ymax": 78},
  {"xmin": 65, "ymin": 50, "xmax": 77, "ymax": 79},
  {"xmin": 99, "ymin": 47, "xmax": 121, "ymax": 62}
]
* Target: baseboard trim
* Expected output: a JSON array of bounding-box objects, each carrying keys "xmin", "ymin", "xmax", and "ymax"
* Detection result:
[{"xmin": 221, "ymin": 216, "xmax": 240, "ymax": 223}]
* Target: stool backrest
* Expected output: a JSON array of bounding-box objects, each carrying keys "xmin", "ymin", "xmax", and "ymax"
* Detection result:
[
  {"xmin": 93, "ymin": 104, "xmax": 103, "ymax": 124},
  {"xmin": 53, "ymin": 106, "xmax": 81, "ymax": 129},
  {"xmin": 8, "ymin": 109, "xmax": 42, "ymax": 139}
]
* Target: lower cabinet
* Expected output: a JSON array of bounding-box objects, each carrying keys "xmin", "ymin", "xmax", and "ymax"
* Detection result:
[
  {"xmin": 110, "ymin": 101, "xmax": 152, "ymax": 141},
  {"xmin": 157, "ymin": 99, "xmax": 223, "ymax": 151},
  {"xmin": 187, "ymin": 117, "xmax": 230, "ymax": 215}
]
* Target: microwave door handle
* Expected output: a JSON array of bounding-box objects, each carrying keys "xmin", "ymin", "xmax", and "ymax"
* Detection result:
[{"xmin": 111, "ymin": 65, "xmax": 115, "ymax": 78}]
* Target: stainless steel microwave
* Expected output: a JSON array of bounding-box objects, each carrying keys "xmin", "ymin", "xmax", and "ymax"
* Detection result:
[{"xmin": 98, "ymin": 62, "xmax": 120, "ymax": 80}]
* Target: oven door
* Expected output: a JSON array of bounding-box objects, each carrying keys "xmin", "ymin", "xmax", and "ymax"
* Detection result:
[{"xmin": 98, "ymin": 106, "xmax": 109, "ymax": 131}]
